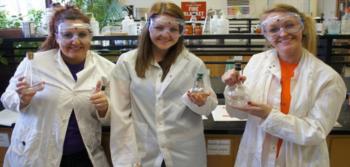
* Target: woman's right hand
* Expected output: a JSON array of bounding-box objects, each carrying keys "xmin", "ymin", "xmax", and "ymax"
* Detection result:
[
  {"xmin": 16, "ymin": 77, "xmax": 43, "ymax": 110},
  {"xmin": 221, "ymin": 69, "xmax": 246, "ymax": 86}
]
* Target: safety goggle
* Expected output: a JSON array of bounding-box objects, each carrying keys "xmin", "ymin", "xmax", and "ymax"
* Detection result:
[
  {"xmin": 57, "ymin": 23, "xmax": 92, "ymax": 41},
  {"xmin": 260, "ymin": 13, "xmax": 304, "ymax": 39},
  {"xmin": 148, "ymin": 16, "xmax": 184, "ymax": 37}
]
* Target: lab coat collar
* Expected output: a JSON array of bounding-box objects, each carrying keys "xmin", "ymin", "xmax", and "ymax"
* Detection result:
[
  {"xmin": 266, "ymin": 49, "xmax": 281, "ymax": 79},
  {"xmin": 265, "ymin": 48, "xmax": 311, "ymax": 80}
]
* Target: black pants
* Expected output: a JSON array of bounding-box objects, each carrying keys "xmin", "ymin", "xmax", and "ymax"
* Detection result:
[{"xmin": 60, "ymin": 149, "xmax": 93, "ymax": 167}]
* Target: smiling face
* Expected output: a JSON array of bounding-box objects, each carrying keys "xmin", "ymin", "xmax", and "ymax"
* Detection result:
[
  {"xmin": 261, "ymin": 12, "xmax": 304, "ymax": 60},
  {"xmin": 148, "ymin": 14, "xmax": 183, "ymax": 53},
  {"xmin": 56, "ymin": 19, "xmax": 92, "ymax": 64}
]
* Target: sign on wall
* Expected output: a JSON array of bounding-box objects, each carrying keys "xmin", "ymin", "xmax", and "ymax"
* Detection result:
[{"xmin": 181, "ymin": 1, "xmax": 206, "ymax": 20}]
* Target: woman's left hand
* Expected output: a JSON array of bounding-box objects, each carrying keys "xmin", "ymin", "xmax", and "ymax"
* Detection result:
[
  {"xmin": 230, "ymin": 101, "xmax": 272, "ymax": 119},
  {"xmin": 90, "ymin": 80, "xmax": 108, "ymax": 117},
  {"xmin": 187, "ymin": 91, "xmax": 210, "ymax": 107}
]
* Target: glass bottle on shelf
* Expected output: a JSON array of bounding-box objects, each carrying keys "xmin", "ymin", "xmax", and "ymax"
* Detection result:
[
  {"xmin": 341, "ymin": 7, "xmax": 350, "ymax": 34},
  {"xmin": 192, "ymin": 73, "xmax": 204, "ymax": 93},
  {"xmin": 224, "ymin": 63, "xmax": 249, "ymax": 107}
]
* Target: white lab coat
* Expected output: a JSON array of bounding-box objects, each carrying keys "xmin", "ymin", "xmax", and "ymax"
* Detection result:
[
  {"xmin": 1, "ymin": 49, "xmax": 114, "ymax": 167},
  {"xmin": 110, "ymin": 49, "xmax": 218, "ymax": 167},
  {"xmin": 226, "ymin": 49, "xmax": 347, "ymax": 167}
]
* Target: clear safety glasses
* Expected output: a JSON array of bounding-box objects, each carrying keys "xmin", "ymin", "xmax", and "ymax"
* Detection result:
[
  {"xmin": 260, "ymin": 13, "xmax": 304, "ymax": 39},
  {"xmin": 148, "ymin": 16, "xmax": 184, "ymax": 38},
  {"xmin": 56, "ymin": 23, "xmax": 92, "ymax": 42}
]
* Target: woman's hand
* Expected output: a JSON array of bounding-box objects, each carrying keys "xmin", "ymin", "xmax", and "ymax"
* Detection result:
[
  {"xmin": 16, "ymin": 77, "xmax": 44, "ymax": 110},
  {"xmin": 221, "ymin": 69, "xmax": 246, "ymax": 86},
  {"xmin": 229, "ymin": 101, "xmax": 272, "ymax": 119},
  {"xmin": 90, "ymin": 80, "xmax": 108, "ymax": 117},
  {"xmin": 187, "ymin": 91, "xmax": 210, "ymax": 107}
]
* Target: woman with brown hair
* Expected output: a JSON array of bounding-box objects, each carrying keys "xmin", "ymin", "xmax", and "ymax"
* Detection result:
[
  {"xmin": 222, "ymin": 4, "xmax": 346, "ymax": 167},
  {"xmin": 1, "ymin": 5, "xmax": 113, "ymax": 167},
  {"xmin": 109, "ymin": 2, "xmax": 217, "ymax": 167}
]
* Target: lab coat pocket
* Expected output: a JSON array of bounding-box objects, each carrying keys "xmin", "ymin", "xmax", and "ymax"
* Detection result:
[{"xmin": 11, "ymin": 128, "xmax": 41, "ymax": 162}]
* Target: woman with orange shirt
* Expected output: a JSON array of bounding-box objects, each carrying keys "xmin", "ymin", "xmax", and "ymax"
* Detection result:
[{"xmin": 221, "ymin": 4, "xmax": 346, "ymax": 167}]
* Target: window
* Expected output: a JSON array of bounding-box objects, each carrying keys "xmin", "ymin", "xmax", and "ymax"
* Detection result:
[{"xmin": 0, "ymin": 0, "xmax": 45, "ymax": 16}]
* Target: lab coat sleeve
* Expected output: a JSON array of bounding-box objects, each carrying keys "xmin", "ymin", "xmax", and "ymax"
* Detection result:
[
  {"xmin": 1, "ymin": 58, "xmax": 31, "ymax": 113},
  {"xmin": 260, "ymin": 75, "xmax": 347, "ymax": 145},
  {"xmin": 181, "ymin": 63, "xmax": 218, "ymax": 116},
  {"xmin": 109, "ymin": 58, "xmax": 140, "ymax": 166}
]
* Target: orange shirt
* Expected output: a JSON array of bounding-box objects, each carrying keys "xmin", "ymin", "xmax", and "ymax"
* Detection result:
[{"xmin": 276, "ymin": 58, "xmax": 298, "ymax": 158}]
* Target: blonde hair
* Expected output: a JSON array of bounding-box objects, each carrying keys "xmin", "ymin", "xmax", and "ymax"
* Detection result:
[
  {"xmin": 260, "ymin": 4, "xmax": 317, "ymax": 55},
  {"xmin": 135, "ymin": 2, "xmax": 185, "ymax": 80}
]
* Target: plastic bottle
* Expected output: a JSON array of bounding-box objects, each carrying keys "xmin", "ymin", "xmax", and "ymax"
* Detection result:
[
  {"xmin": 316, "ymin": 13, "xmax": 325, "ymax": 35},
  {"xmin": 90, "ymin": 14, "xmax": 100, "ymax": 36},
  {"xmin": 210, "ymin": 13, "xmax": 219, "ymax": 34},
  {"xmin": 121, "ymin": 15, "xmax": 131, "ymax": 34},
  {"xmin": 202, "ymin": 9, "xmax": 213, "ymax": 34},
  {"xmin": 341, "ymin": 8, "xmax": 350, "ymax": 34},
  {"xmin": 127, "ymin": 15, "xmax": 137, "ymax": 35},
  {"xmin": 224, "ymin": 63, "xmax": 250, "ymax": 107},
  {"xmin": 190, "ymin": 13, "xmax": 197, "ymax": 34},
  {"xmin": 192, "ymin": 73, "xmax": 204, "ymax": 93},
  {"xmin": 217, "ymin": 14, "xmax": 230, "ymax": 34}
]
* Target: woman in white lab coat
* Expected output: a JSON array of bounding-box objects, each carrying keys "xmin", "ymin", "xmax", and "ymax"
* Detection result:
[
  {"xmin": 222, "ymin": 4, "xmax": 347, "ymax": 167},
  {"xmin": 109, "ymin": 2, "xmax": 218, "ymax": 167},
  {"xmin": 1, "ymin": 5, "xmax": 113, "ymax": 167}
]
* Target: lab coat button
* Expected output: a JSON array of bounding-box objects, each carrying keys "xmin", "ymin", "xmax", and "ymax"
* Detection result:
[{"xmin": 22, "ymin": 141, "xmax": 26, "ymax": 146}]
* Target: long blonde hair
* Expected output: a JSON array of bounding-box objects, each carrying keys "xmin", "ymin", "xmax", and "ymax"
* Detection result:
[
  {"xmin": 261, "ymin": 4, "xmax": 317, "ymax": 55},
  {"xmin": 135, "ymin": 2, "xmax": 185, "ymax": 80}
]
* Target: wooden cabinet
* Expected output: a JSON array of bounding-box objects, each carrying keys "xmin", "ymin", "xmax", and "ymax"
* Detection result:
[{"xmin": 328, "ymin": 135, "xmax": 350, "ymax": 167}]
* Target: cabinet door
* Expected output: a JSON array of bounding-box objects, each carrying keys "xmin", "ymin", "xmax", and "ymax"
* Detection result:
[
  {"xmin": 328, "ymin": 135, "xmax": 350, "ymax": 167},
  {"xmin": 205, "ymin": 134, "xmax": 241, "ymax": 167}
]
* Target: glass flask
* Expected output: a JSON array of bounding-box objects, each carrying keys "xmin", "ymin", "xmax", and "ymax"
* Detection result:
[
  {"xmin": 192, "ymin": 73, "xmax": 204, "ymax": 93},
  {"xmin": 224, "ymin": 63, "xmax": 249, "ymax": 107}
]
